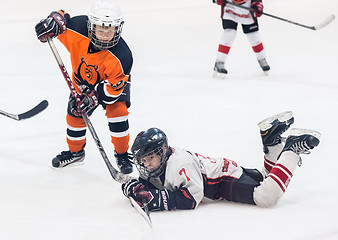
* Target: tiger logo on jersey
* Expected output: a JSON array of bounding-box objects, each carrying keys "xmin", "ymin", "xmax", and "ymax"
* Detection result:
[{"xmin": 73, "ymin": 58, "xmax": 100, "ymax": 89}]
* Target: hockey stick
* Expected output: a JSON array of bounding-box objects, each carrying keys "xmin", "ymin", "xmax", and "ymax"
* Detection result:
[
  {"xmin": 46, "ymin": 38, "xmax": 132, "ymax": 184},
  {"xmin": 226, "ymin": 1, "xmax": 335, "ymax": 30},
  {"xmin": 129, "ymin": 197, "xmax": 152, "ymax": 227},
  {"xmin": 0, "ymin": 100, "xmax": 48, "ymax": 121}
]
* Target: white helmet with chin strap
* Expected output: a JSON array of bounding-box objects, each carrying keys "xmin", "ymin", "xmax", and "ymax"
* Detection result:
[{"xmin": 88, "ymin": 1, "xmax": 124, "ymax": 49}]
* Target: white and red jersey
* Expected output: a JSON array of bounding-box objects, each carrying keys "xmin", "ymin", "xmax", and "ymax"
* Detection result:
[
  {"xmin": 220, "ymin": 0, "xmax": 256, "ymax": 25},
  {"xmin": 147, "ymin": 147, "xmax": 243, "ymax": 209}
]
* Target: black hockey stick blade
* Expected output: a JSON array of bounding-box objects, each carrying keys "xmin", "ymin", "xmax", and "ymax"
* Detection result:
[
  {"xmin": 0, "ymin": 100, "xmax": 48, "ymax": 121},
  {"xmin": 18, "ymin": 100, "xmax": 49, "ymax": 120},
  {"xmin": 129, "ymin": 197, "xmax": 152, "ymax": 227}
]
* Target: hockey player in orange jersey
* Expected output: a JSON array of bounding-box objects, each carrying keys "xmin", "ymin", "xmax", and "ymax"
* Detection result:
[{"xmin": 35, "ymin": 1, "xmax": 133, "ymax": 174}]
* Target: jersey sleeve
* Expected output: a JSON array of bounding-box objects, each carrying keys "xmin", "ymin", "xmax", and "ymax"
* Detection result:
[
  {"xmin": 96, "ymin": 39, "xmax": 133, "ymax": 105},
  {"xmin": 95, "ymin": 59, "xmax": 130, "ymax": 104},
  {"xmin": 164, "ymin": 149, "xmax": 204, "ymax": 210}
]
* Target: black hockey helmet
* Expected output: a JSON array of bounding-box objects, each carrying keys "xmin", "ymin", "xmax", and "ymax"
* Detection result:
[{"xmin": 131, "ymin": 128, "xmax": 169, "ymax": 178}]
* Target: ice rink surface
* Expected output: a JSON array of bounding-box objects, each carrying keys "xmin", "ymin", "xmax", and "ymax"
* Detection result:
[{"xmin": 0, "ymin": 0, "xmax": 337, "ymax": 239}]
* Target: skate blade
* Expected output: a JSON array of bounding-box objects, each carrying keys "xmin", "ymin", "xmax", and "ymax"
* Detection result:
[
  {"xmin": 52, "ymin": 159, "xmax": 85, "ymax": 169},
  {"xmin": 212, "ymin": 71, "xmax": 227, "ymax": 79},
  {"xmin": 289, "ymin": 128, "xmax": 321, "ymax": 139},
  {"xmin": 263, "ymin": 71, "xmax": 269, "ymax": 76},
  {"xmin": 258, "ymin": 111, "xmax": 293, "ymax": 131}
]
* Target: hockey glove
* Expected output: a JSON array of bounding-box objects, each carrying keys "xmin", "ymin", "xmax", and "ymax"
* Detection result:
[
  {"xmin": 35, "ymin": 11, "xmax": 66, "ymax": 43},
  {"xmin": 122, "ymin": 179, "xmax": 173, "ymax": 211},
  {"xmin": 251, "ymin": 1, "xmax": 264, "ymax": 18},
  {"xmin": 68, "ymin": 87, "xmax": 99, "ymax": 117},
  {"xmin": 78, "ymin": 87, "xmax": 99, "ymax": 115},
  {"xmin": 122, "ymin": 179, "xmax": 142, "ymax": 197},
  {"xmin": 212, "ymin": 0, "xmax": 225, "ymax": 5},
  {"xmin": 137, "ymin": 188, "xmax": 173, "ymax": 211}
]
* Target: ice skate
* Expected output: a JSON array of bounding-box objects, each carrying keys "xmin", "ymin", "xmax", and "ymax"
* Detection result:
[
  {"xmin": 52, "ymin": 150, "xmax": 85, "ymax": 168},
  {"xmin": 115, "ymin": 151, "xmax": 133, "ymax": 174},
  {"xmin": 213, "ymin": 61, "xmax": 228, "ymax": 78},
  {"xmin": 258, "ymin": 111, "xmax": 294, "ymax": 153},
  {"xmin": 282, "ymin": 128, "xmax": 321, "ymax": 155},
  {"xmin": 258, "ymin": 58, "xmax": 270, "ymax": 72}
]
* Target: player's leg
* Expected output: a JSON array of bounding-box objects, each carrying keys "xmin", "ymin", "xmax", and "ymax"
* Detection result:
[
  {"xmin": 253, "ymin": 129, "xmax": 320, "ymax": 207},
  {"xmin": 105, "ymin": 101, "xmax": 133, "ymax": 174},
  {"xmin": 52, "ymin": 95, "xmax": 88, "ymax": 168},
  {"xmin": 213, "ymin": 19, "xmax": 238, "ymax": 77},
  {"xmin": 258, "ymin": 111, "xmax": 294, "ymax": 177},
  {"xmin": 217, "ymin": 169, "xmax": 261, "ymax": 205},
  {"xmin": 242, "ymin": 21, "xmax": 270, "ymax": 72}
]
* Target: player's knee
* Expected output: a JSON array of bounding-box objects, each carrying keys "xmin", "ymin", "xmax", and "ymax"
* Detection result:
[
  {"xmin": 253, "ymin": 178, "xmax": 283, "ymax": 208},
  {"xmin": 105, "ymin": 101, "xmax": 129, "ymax": 118},
  {"xmin": 242, "ymin": 168, "xmax": 264, "ymax": 183}
]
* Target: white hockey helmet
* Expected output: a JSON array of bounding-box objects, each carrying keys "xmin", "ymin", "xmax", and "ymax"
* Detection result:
[{"xmin": 88, "ymin": 1, "xmax": 124, "ymax": 49}]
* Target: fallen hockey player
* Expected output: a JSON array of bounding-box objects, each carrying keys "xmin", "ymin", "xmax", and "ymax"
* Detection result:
[{"xmin": 122, "ymin": 111, "xmax": 320, "ymax": 210}]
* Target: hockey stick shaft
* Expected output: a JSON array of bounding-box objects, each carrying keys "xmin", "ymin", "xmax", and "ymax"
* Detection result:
[
  {"xmin": 47, "ymin": 38, "xmax": 131, "ymax": 183},
  {"xmin": 0, "ymin": 100, "xmax": 48, "ymax": 121},
  {"xmin": 226, "ymin": 1, "xmax": 334, "ymax": 30}
]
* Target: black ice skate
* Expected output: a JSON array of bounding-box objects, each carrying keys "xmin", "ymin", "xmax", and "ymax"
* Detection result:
[
  {"xmin": 52, "ymin": 150, "xmax": 85, "ymax": 168},
  {"xmin": 213, "ymin": 61, "xmax": 228, "ymax": 78},
  {"xmin": 282, "ymin": 128, "xmax": 321, "ymax": 155},
  {"xmin": 258, "ymin": 58, "xmax": 270, "ymax": 72},
  {"xmin": 281, "ymin": 128, "xmax": 321, "ymax": 166},
  {"xmin": 115, "ymin": 151, "xmax": 133, "ymax": 174},
  {"xmin": 258, "ymin": 111, "xmax": 294, "ymax": 153}
]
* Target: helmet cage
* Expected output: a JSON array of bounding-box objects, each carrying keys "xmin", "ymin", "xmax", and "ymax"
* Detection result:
[
  {"xmin": 133, "ymin": 146, "xmax": 167, "ymax": 178},
  {"xmin": 88, "ymin": 21, "xmax": 124, "ymax": 50},
  {"xmin": 131, "ymin": 128, "xmax": 169, "ymax": 178}
]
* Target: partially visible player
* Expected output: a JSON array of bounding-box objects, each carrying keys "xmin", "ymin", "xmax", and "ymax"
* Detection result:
[
  {"xmin": 122, "ymin": 112, "xmax": 320, "ymax": 211},
  {"xmin": 35, "ymin": 1, "xmax": 133, "ymax": 174},
  {"xmin": 213, "ymin": 0, "xmax": 270, "ymax": 77}
]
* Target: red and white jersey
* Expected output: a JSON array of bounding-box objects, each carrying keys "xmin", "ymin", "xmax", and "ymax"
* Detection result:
[
  {"xmin": 223, "ymin": 0, "xmax": 255, "ymax": 25},
  {"xmin": 150, "ymin": 147, "xmax": 243, "ymax": 208}
]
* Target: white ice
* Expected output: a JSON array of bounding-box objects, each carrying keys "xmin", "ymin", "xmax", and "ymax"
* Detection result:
[{"xmin": 0, "ymin": 0, "xmax": 337, "ymax": 239}]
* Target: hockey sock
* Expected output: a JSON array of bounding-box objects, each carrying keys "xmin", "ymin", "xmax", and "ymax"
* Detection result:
[
  {"xmin": 246, "ymin": 31, "xmax": 266, "ymax": 60},
  {"xmin": 106, "ymin": 102, "xmax": 130, "ymax": 154},
  {"xmin": 262, "ymin": 143, "xmax": 284, "ymax": 177},
  {"xmin": 253, "ymin": 151, "xmax": 299, "ymax": 207},
  {"xmin": 66, "ymin": 114, "xmax": 87, "ymax": 152},
  {"xmin": 216, "ymin": 29, "xmax": 237, "ymax": 62}
]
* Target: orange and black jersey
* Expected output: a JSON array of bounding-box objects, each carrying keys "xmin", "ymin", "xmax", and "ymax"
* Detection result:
[{"xmin": 57, "ymin": 10, "xmax": 133, "ymax": 106}]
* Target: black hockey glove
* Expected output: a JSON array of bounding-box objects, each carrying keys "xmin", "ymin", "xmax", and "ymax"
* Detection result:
[
  {"xmin": 68, "ymin": 87, "xmax": 99, "ymax": 117},
  {"xmin": 122, "ymin": 179, "xmax": 141, "ymax": 197},
  {"xmin": 35, "ymin": 11, "xmax": 66, "ymax": 43},
  {"xmin": 78, "ymin": 87, "xmax": 99, "ymax": 115},
  {"xmin": 122, "ymin": 179, "xmax": 173, "ymax": 212}
]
